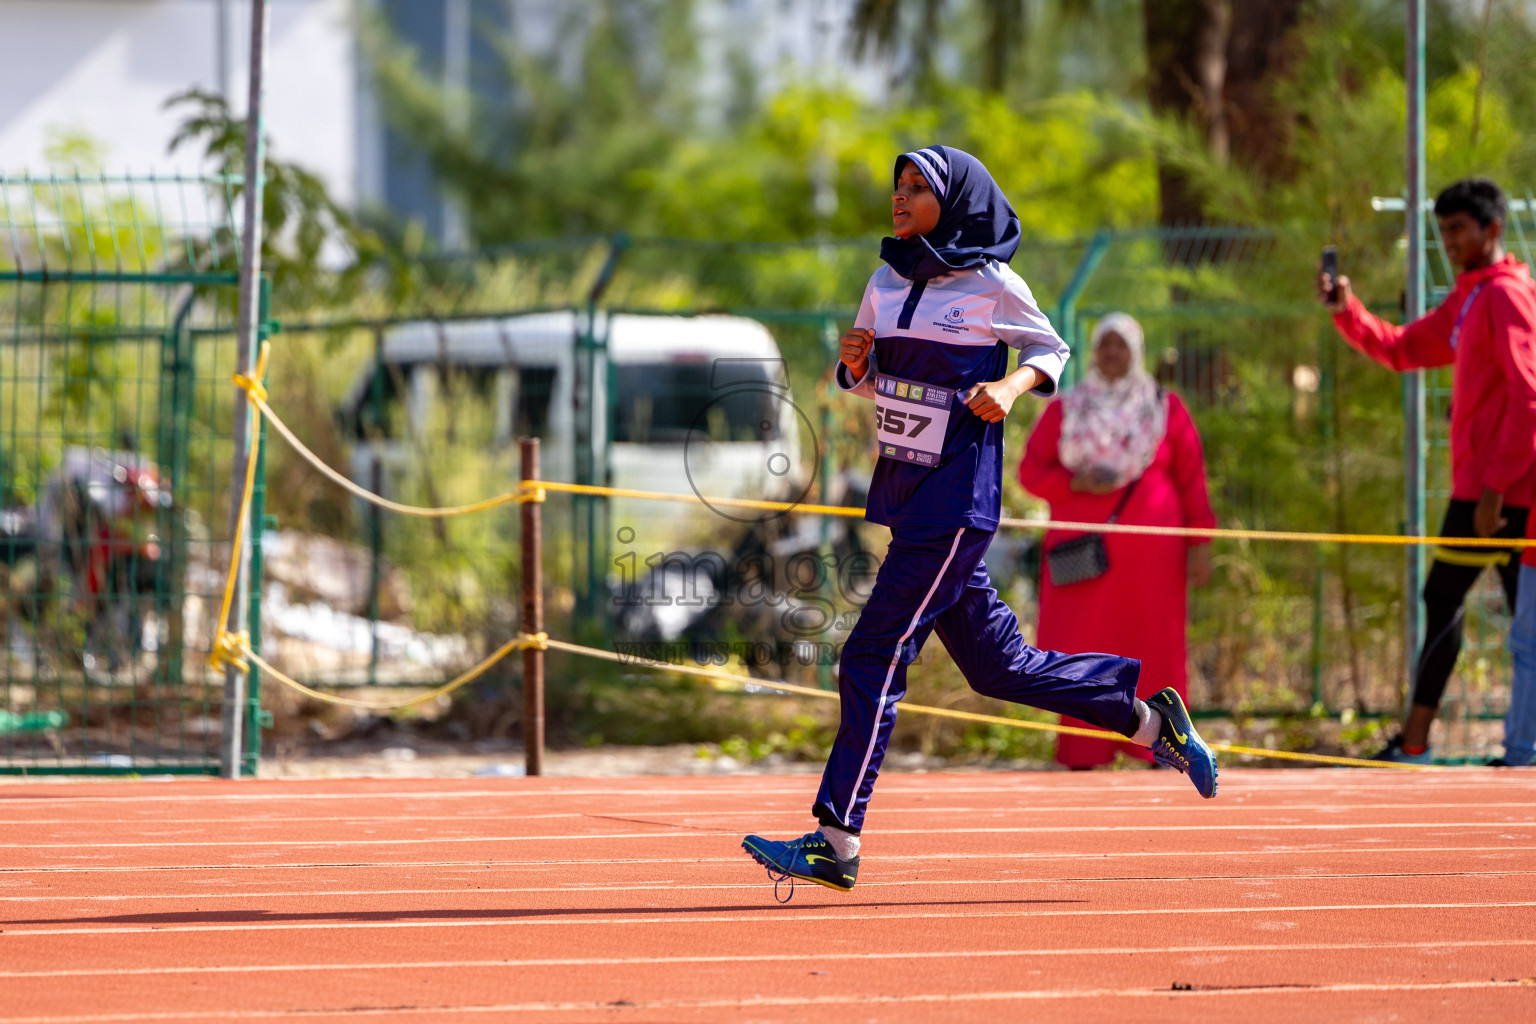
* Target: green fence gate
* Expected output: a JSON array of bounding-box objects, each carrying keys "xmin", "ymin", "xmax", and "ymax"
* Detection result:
[{"xmin": 0, "ymin": 173, "xmax": 253, "ymax": 774}]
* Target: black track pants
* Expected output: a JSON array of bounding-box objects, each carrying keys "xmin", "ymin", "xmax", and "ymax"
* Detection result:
[{"xmin": 1412, "ymin": 499, "xmax": 1528, "ymax": 710}]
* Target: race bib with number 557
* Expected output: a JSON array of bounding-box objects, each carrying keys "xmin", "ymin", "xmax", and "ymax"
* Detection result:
[{"xmin": 873, "ymin": 373, "xmax": 954, "ymax": 467}]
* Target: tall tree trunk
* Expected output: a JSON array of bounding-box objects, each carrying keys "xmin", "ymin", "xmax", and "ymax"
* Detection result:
[
  {"xmin": 980, "ymin": 0, "xmax": 1026, "ymax": 94},
  {"xmin": 1144, "ymin": 0, "xmax": 1304, "ymax": 226},
  {"xmin": 912, "ymin": 0, "xmax": 944, "ymax": 92},
  {"xmin": 1144, "ymin": 0, "xmax": 1231, "ymax": 225},
  {"xmin": 1223, "ymin": 0, "xmax": 1305, "ymax": 182}
]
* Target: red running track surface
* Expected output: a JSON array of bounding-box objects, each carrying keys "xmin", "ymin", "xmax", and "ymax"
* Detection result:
[{"xmin": 0, "ymin": 769, "xmax": 1533, "ymax": 1023}]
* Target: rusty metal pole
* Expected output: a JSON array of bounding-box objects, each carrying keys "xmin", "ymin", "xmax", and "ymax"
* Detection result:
[{"xmin": 520, "ymin": 437, "xmax": 544, "ymax": 776}]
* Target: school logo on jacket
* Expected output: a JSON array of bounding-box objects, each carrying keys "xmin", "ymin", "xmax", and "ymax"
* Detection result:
[{"xmin": 934, "ymin": 306, "xmax": 970, "ymax": 334}]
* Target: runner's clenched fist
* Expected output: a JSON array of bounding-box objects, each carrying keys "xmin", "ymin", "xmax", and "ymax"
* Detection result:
[{"xmin": 840, "ymin": 327, "xmax": 874, "ymax": 379}]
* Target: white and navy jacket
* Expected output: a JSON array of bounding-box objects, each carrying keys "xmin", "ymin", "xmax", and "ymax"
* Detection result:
[{"xmin": 836, "ymin": 260, "xmax": 1069, "ymax": 531}]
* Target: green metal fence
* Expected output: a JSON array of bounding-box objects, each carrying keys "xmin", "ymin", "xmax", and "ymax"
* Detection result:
[
  {"xmin": 1031, "ymin": 207, "xmax": 1536, "ymax": 761},
  {"xmin": 10, "ymin": 204, "xmax": 1510, "ymax": 769},
  {"xmin": 1, "ymin": 174, "xmax": 246, "ymax": 774},
  {"xmin": 255, "ymin": 233, "xmax": 1419, "ymax": 727},
  {"xmin": 1051, "ymin": 228, "xmax": 1416, "ymax": 726}
]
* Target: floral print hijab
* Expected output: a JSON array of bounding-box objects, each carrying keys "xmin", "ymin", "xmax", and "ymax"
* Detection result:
[{"xmin": 1057, "ymin": 313, "xmax": 1169, "ymax": 488}]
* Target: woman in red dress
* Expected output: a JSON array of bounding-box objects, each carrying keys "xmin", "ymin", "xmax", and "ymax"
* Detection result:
[{"xmin": 1019, "ymin": 313, "xmax": 1217, "ymax": 768}]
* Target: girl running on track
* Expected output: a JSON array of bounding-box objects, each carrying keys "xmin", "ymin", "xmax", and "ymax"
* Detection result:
[{"xmin": 742, "ymin": 145, "xmax": 1218, "ymax": 899}]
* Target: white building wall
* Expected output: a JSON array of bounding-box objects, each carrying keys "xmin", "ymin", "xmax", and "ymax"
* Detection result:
[
  {"xmin": 0, "ymin": 0, "xmax": 887, "ymax": 229},
  {"xmin": 0, "ymin": 0, "xmax": 358, "ymax": 206}
]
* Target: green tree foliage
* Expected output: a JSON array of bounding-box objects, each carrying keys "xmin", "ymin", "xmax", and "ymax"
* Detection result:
[
  {"xmin": 364, "ymin": 1, "xmax": 1536, "ymax": 248},
  {"xmin": 362, "ymin": 0, "xmax": 701, "ymax": 240},
  {"xmin": 852, "ymin": 0, "xmax": 1145, "ymax": 102},
  {"xmin": 163, "ymin": 89, "xmax": 449, "ymax": 317},
  {"xmin": 366, "ymin": 14, "xmax": 1156, "ymax": 246},
  {"xmin": 1159, "ymin": 0, "xmax": 1536, "ymax": 230}
]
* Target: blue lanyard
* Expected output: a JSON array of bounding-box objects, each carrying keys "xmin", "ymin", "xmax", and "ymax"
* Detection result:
[{"xmin": 1449, "ymin": 283, "xmax": 1487, "ymax": 351}]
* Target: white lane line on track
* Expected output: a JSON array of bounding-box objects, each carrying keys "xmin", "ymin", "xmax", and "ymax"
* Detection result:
[
  {"xmin": 4, "ymin": 901, "xmax": 1534, "ymax": 938},
  {"xmin": 4, "ymin": 844, "xmax": 1533, "ymax": 874},
  {"xmin": 1, "ymin": 938, "xmax": 1532, "ymax": 979},
  {"xmin": 0, "ymin": 813, "xmax": 588, "ymax": 827},
  {"xmin": 9, "ymin": 821, "xmax": 1535, "ymax": 849},
  {"xmin": 5, "ymin": 778, "xmax": 1531, "ymax": 804},
  {"xmin": 7, "ymin": 801, "xmax": 1535, "ymax": 826},
  {"xmin": 6, "ymin": 870, "xmax": 1530, "ymax": 903},
  {"xmin": 0, "ymin": 978, "xmax": 1531, "ymax": 1021}
]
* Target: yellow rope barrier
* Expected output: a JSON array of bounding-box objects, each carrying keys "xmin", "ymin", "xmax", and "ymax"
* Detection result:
[
  {"xmin": 208, "ymin": 341, "xmax": 272, "ymax": 672},
  {"xmin": 242, "ymin": 386, "xmax": 1535, "ymax": 549},
  {"xmin": 997, "ymin": 516, "xmax": 1536, "ymax": 549},
  {"xmin": 218, "ymin": 627, "xmax": 1434, "ymax": 770},
  {"xmin": 538, "ymin": 637, "xmax": 1437, "ymax": 771},
  {"xmin": 241, "ymin": 633, "xmax": 546, "ymax": 713},
  {"xmin": 247, "ymin": 386, "xmax": 526, "ymax": 518},
  {"xmin": 207, "ymin": 366, "xmax": 1461, "ymax": 770}
]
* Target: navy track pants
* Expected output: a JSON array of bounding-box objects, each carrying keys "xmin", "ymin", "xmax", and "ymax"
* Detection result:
[{"xmin": 814, "ymin": 526, "xmax": 1142, "ymax": 832}]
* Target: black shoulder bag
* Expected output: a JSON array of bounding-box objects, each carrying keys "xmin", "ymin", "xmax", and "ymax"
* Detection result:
[{"xmin": 1044, "ymin": 476, "xmax": 1140, "ymax": 587}]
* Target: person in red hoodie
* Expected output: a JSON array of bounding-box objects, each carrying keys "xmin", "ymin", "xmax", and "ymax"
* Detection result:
[{"xmin": 1318, "ymin": 178, "xmax": 1536, "ymax": 764}]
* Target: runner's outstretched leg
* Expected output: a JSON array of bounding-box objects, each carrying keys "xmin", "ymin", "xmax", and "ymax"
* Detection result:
[{"xmin": 932, "ymin": 558, "xmax": 1217, "ymax": 797}]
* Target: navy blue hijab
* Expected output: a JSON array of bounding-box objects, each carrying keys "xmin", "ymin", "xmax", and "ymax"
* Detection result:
[{"xmin": 879, "ymin": 146, "xmax": 1021, "ymax": 281}]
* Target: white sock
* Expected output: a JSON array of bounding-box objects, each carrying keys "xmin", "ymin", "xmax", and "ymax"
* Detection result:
[
  {"xmin": 1130, "ymin": 700, "xmax": 1163, "ymax": 747},
  {"xmin": 820, "ymin": 824, "xmax": 861, "ymax": 860}
]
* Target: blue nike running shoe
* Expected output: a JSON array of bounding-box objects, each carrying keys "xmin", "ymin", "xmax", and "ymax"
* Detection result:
[
  {"xmin": 742, "ymin": 831, "xmax": 859, "ymax": 902},
  {"xmin": 1146, "ymin": 687, "xmax": 1218, "ymax": 799}
]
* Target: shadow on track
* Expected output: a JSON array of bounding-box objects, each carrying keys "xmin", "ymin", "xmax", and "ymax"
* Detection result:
[{"xmin": 4, "ymin": 898, "xmax": 1088, "ymax": 927}]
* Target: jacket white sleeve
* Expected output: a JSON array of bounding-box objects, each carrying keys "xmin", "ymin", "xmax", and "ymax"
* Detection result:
[
  {"xmin": 835, "ymin": 275, "xmax": 880, "ymax": 400},
  {"xmin": 992, "ymin": 269, "xmax": 1069, "ymax": 396}
]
